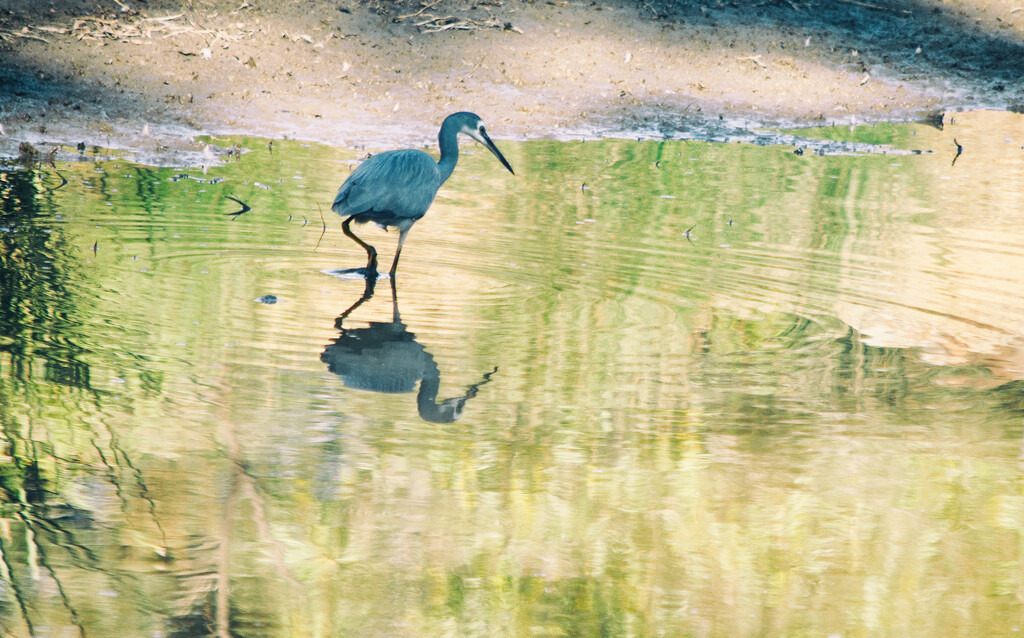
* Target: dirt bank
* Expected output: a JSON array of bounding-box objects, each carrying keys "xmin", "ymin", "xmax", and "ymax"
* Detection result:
[{"xmin": 2, "ymin": 0, "xmax": 1023, "ymax": 162}]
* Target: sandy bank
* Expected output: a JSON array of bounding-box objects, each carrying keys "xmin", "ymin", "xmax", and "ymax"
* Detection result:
[{"xmin": 2, "ymin": 0, "xmax": 1023, "ymax": 162}]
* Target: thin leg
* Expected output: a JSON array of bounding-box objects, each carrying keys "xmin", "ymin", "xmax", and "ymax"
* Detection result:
[
  {"xmin": 389, "ymin": 262, "xmax": 399, "ymax": 301},
  {"xmin": 342, "ymin": 216, "xmax": 378, "ymax": 274},
  {"xmin": 389, "ymin": 227, "xmax": 411, "ymax": 277},
  {"xmin": 388, "ymin": 271, "xmax": 399, "ymax": 323},
  {"xmin": 335, "ymin": 275, "xmax": 376, "ymax": 329}
]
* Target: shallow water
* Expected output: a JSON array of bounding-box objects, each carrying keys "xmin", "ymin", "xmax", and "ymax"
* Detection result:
[{"xmin": 1, "ymin": 110, "xmax": 1023, "ymax": 637}]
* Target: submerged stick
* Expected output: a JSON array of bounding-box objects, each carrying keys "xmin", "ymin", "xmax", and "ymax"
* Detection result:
[
  {"xmin": 225, "ymin": 195, "xmax": 252, "ymax": 218},
  {"xmin": 314, "ymin": 203, "xmax": 327, "ymax": 251}
]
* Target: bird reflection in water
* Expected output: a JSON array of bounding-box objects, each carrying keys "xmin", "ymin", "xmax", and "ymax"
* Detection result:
[{"xmin": 321, "ymin": 277, "xmax": 496, "ymax": 423}]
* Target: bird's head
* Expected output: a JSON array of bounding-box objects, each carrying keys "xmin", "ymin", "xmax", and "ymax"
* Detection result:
[{"xmin": 454, "ymin": 112, "xmax": 515, "ymax": 175}]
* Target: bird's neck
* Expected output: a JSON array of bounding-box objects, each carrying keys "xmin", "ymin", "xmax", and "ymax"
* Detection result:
[
  {"xmin": 436, "ymin": 121, "xmax": 461, "ymax": 185},
  {"xmin": 416, "ymin": 356, "xmax": 452, "ymax": 422}
]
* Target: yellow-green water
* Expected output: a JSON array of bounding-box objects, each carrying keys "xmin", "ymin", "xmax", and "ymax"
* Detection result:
[{"xmin": 1, "ymin": 110, "xmax": 1022, "ymax": 637}]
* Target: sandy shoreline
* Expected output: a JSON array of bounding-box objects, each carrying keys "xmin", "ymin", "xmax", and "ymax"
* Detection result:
[{"xmin": 2, "ymin": 0, "xmax": 1023, "ymax": 164}]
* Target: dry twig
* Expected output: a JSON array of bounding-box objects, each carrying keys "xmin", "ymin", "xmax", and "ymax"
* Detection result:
[
  {"xmin": 737, "ymin": 54, "xmax": 767, "ymax": 68},
  {"xmin": 414, "ymin": 14, "xmax": 506, "ymax": 32},
  {"xmin": 396, "ymin": 0, "xmax": 447, "ymax": 21},
  {"xmin": 69, "ymin": 13, "xmax": 253, "ymax": 45},
  {"xmin": 834, "ymin": 0, "xmax": 911, "ymax": 14},
  {"xmin": 392, "ymin": 0, "xmax": 516, "ymax": 33}
]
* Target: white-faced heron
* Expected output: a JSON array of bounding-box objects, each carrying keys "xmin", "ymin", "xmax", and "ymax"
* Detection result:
[{"xmin": 331, "ymin": 111, "xmax": 514, "ymax": 277}]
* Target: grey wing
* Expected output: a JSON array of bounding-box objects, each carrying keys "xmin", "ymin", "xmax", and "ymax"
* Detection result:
[{"xmin": 332, "ymin": 150, "xmax": 441, "ymax": 220}]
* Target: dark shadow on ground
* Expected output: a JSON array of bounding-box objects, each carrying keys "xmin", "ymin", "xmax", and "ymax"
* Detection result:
[{"xmin": 631, "ymin": 0, "xmax": 1024, "ymax": 105}]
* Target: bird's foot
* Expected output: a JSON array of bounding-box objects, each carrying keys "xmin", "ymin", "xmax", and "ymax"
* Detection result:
[{"xmin": 322, "ymin": 267, "xmax": 390, "ymax": 281}]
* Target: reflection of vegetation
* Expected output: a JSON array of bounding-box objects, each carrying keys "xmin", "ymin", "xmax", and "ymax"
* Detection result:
[
  {"xmin": 1, "ymin": 120, "xmax": 1023, "ymax": 635},
  {"xmin": 0, "ymin": 169, "xmax": 91, "ymax": 391},
  {"xmin": 787, "ymin": 121, "xmax": 929, "ymax": 148},
  {"xmin": 0, "ymin": 160, "xmax": 309, "ymax": 636},
  {"xmin": 2, "ymin": 169, "xmax": 131, "ymax": 635}
]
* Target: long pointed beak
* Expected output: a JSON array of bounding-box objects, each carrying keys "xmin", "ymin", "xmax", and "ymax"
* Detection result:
[{"xmin": 475, "ymin": 130, "xmax": 515, "ymax": 175}]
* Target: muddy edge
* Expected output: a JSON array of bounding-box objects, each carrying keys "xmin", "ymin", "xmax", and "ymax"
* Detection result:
[{"xmin": 1, "ymin": 0, "xmax": 1022, "ymax": 162}]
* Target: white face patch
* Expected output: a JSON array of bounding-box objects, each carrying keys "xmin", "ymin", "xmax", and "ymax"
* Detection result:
[{"xmin": 465, "ymin": 123, "xmax": 487, "ymax": 145}]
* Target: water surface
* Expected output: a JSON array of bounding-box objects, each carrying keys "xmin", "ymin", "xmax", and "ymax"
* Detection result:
[{"xmin": 1, "ymin": 110, "xmax": 1023, "ymax": 637}]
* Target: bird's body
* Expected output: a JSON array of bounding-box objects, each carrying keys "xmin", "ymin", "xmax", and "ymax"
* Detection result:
[
  {"xmin": 335, "ymin": 149, "xmax": 441, "ymax": 233},
  {"xmin": 332, "ymin": 112, "xmax": 513, "ymax": 277}
]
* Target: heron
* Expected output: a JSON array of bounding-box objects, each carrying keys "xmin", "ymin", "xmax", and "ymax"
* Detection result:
[
  {"xmin": 332, "ymin": 111, "xmax": 514, "ymax": 278},
  {"xmin": 322, "ymin": 277, "xmax": 497, "ymax": 423}
]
